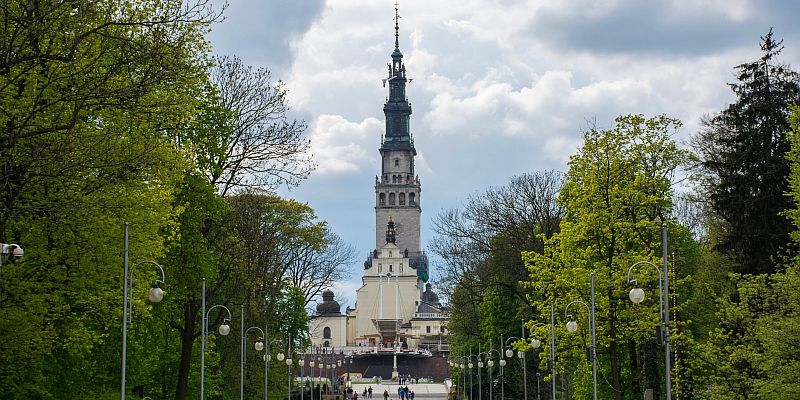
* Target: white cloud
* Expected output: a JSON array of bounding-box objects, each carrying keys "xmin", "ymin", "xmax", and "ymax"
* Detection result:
[
  {"xmin": 214, "ymin": 0, "xmax": 800, "ymax": 305},
  {"xmin": 307, "ymin": 115, "xmax": 381, "ymax": 174}
]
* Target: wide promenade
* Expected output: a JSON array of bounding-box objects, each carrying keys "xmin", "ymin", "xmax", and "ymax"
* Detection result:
[{"xmin": 349, "ymin": 382, "xmax": 449, "ymax": 399}]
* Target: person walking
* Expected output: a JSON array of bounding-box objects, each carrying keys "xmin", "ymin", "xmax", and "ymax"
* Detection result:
[
  {"xmin": 368, "ymin": 386, "xmax": 373, "ymax": 398},
  {"xmin": 383, "ymin": 389, "xmax": 389, "ymax": 400}
]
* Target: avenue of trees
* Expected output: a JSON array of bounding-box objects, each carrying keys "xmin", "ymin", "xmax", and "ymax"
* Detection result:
[
  {"xmin": 435, "ymin": 30, "xmax": 800, "ymax": 400},
  {"xmin": 0, "ymin": 1, "xmax": 352, "ymax": 399}
]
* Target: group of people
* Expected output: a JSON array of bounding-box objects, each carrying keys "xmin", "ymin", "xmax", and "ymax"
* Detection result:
[
  {"xmin": 396, "ymin": 385, "xmax": 415, "ymax": 399},
  {"xmin": 344, "ymin": 385, "xmax": 376, "ymax": 399}
]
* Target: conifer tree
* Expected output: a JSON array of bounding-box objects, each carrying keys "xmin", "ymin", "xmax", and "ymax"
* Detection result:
[{"xmin": 694, "ymin": 29, "xmax": 800, "ymax": 275}]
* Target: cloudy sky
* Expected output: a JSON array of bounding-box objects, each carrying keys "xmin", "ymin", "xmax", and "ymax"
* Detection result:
[{"xmin": 208, "ymin": 0, "xmax": 800, "ymax": 307}]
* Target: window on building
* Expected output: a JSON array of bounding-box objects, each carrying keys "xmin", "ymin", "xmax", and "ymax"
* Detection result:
[
  {"xmin": 323, "ymin": 327, "xmax": 331, "ymax": 339},
  {"xmin": 399, "ymin": 193, "xmax": 405, "ymax": 205},
  {"xmin": 389, "ymin": 193, "xmax": 396, "ymax": 205},
  {"xmin": 389, "ymin": 265, "xmax": 393, "ymax": 272},
  {"xmin": 426, "ymin": 326, "xmax": 431, "ymax": 333},
  {"xmin": 409, "ymin": 192, "xmax": 416, "ymax": 206},
  {"xmin": 379, "ymin": 264, "xmax": 382, "ymax": 273},
  {"xmin": 395, "ymin": 158, "xmax": 400, "ymax": 167},
  {"xmin": 379, "ymin": 193, "xmax": 386, "ymax": 206},
  {"xmin": 440, "ymin": 326, "xmax": 446, "ymax": 333}
]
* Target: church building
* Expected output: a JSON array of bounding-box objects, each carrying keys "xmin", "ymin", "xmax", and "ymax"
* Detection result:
[{"xmin": 309, "ymin": 9, "xmax": 449, "ymax": 359}]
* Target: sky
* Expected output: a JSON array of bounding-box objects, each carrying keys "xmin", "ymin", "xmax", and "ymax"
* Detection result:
[{"xmin": 207, "ymin": 0, "xmax": 800, "ymax": 308}]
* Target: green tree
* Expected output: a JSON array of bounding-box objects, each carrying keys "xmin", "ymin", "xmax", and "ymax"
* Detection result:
[
  {"xmin": 692, "ymin": 29, "xmax": 800, "ymax": 275},
  {"xmin": 524, "ymin": 115, "xmax": 690, "ymax": 400}
]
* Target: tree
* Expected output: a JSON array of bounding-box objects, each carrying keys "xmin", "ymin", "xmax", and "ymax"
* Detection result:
[
  {"xmin": 692, "ymin": 29, "xmax": 800, "ymax": 275},
  {"xmin": 431, "ymin": 171, "xmax": 564, "ymax": 303},
  {"xmin": 0, "ymin": 0, "xmax": 221, "ymax": 239},
  {"xmin": 187, "ymin": 55, "xmax": 314, "ymax": 196},
  {"xmin": 284, "ymin": 230, "xmax": 357, "ymax": 306},
  {"xmin": 524, "ymin": 115, "xmax": 690, "ymax": 400}
]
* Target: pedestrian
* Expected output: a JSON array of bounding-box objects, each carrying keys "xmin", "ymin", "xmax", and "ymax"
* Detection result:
[
  {"xmin": 354, "ymin": 392, "xmax": 359, "ymax": 400},
  {"xmin": 368, "ymin": 386, "xmax": 373, "ymax": 398},
  {"xmin": 409, "ymin": 391, "xmax": 415, "ymax": 400},
  {"xmin": 384, "ymin": 389, "xmax": 389, "ymax": 400}
]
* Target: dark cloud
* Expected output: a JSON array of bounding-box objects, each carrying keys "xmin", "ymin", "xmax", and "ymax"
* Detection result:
[
  {"xmin": 209, "ymin": 0, "xmax": 326, "ymax": 75},
  {"xmin": 527, "ymin": 0, "xmax": 800, "ymax": 56}
]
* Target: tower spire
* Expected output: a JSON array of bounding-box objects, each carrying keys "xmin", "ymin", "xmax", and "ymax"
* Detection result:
[{"xmin": 394, "ymin": 2, "xmax": 400, "ymax": 51}]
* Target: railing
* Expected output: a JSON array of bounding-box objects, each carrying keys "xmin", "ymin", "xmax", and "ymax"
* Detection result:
[{"xmin": 413, "ymin": 312, "xmax": 449, "ymax": 319}]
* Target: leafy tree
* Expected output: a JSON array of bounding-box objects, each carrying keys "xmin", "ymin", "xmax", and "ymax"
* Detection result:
[
  {"xmin": 190, "ymin": 55, "xmax": 315, "ymax": 196},
  {"xmin": 524, "ymin": 115, "xmax": 690, "ymax": 400},
  {"xmin": 431, "ymin": 171, "xmax": 563, "ymax": 304},
  {"xmin": 435, "ymin": 172, "xmax": 563, "ymax": 399},
  {"xmin": 0, "ymin": 0, "xmax": 220, "ymax": 239},
  {"xmin": 692, "ymin": 29, "xmax": 800, "ymax": 275}
]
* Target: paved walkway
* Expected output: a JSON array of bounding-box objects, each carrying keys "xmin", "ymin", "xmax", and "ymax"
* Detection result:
[{"xmin": 349, "ymin": 382, "xmax": 449, "ymax": 399}]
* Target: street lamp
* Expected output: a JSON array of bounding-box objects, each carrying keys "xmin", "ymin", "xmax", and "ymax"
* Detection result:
[
  {"xmin": 627, "ymin": 223, "xmax": 672, "ymax": 400},
  {"xmin": 272, "ymin": 337, "xmax": 294, "ymax": 400},
  {"xmin": 0, "ymin": 242, "xmax": 24, "ymax": 303},
  {"xmin": 475, "ymin": 345, "xmax": 486, "ymax": 400},
  {"xmin": 120, "ymin": 223, "xmax": 165, "ymax": 400},
  {"xmin": 564, "ymin": 272, "xmax": 597, "ymax": 400},
  {"xmin": 527, "ymin": 323, "xmax": 551, "ymax": 400},
  {"xmin": 201, "ymin": 278, "xmax": 232, "ymax": 399},
  {"xmin": 496, "ymin": 347, "xmax": 508, "ymax": 400},
  {"xmin": 503, "ymin": 336, "xmax": 527, "ymax": 400},
  {"xmin": 309, "ymin": 352, "xmax": 316, "ymax": 400},
  {"xmin": 468, "ymin": 347, "xmax": 476, "ymax": 400},
  {"xmin": 485, "ymin": 341, "xmax": 504, "ymax": 400},
  {"xmin": 450, "ymin": 356, "xmax": 468, "ymax": 400},
  {"xmin": 240, "ymin": 305, "xmax": 268, "ymax": 400}
]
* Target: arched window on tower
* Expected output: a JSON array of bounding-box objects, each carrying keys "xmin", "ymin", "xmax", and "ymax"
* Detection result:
[
  {"xmin": 323, "ymin": 327, "xmax": 331, "ymax": 339},
  {"xmin": 409, "ymin": 192, "xmax": 416, "ymax": 206},
  {"xmin": 399, "ymin": 193, "xmax": 406, "ymax": 205},
  {"xmin": 389, "ymin": 193, "xmax": 396, "ymax": 205},
  {"xmin": 379, "ymin": 193, "xmax": 386, "ymax": 206}
]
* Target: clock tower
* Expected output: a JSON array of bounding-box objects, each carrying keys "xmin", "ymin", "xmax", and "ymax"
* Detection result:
[{"xmin": 374, "ymin": 6, "xmax": 423, "ymax": 279}]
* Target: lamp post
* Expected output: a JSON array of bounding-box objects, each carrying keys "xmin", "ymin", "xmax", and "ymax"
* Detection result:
[
  {"xmin": 240, "ymin": 305, "xmax": 268, "ymax": 400},
  {"xmin": 485, "ymin": 342, "xmax": 503, "ymax": 400},
  {"xmin": 121, "ymin": 223, "xmax": 165, "ymax": 400},
  {"xmin": 503, "ymin": 336, "xmax": 527, "ymax": 400},
  {"xmin": 549, "ymin": 302, "xmax": 556, "ymax": 400},
  {"xmin": 274, "ymin": 338, "xmax": 293, "ymax": 400},
  {"xmin": 476, "ymin": 345, "xmax": 484, "ymax": 400},
  {"xmin": 309, "ymin": 352, "xmax": 316, "ymax": 400},
  {"xmin": 496, "ymin": 340, "xmax": 508, "ymax": 400},
  {"xmin": 468, "ymin": 347, "xmax": 475, "ymax": 400},
  {"xmin": 201, "ymin": 278, "xmax": 232, "ymax": 399},
  {"xmin": 450, "ymin": 356, "xmax": 468, "ymax": 400},
  {"xmin": 528, "ymin": 323, "xmax": 549, "ymax": 400},
  {"xmin": 299, "ymin": 348, "xmax": 306, "ymax": 400},
  {"xmin": 627, "ymin": 223, "xmax": 672, "ymax": 400},
  {"xmin": 0, "ymin": 241, "xmax": 24, "ymax": 304},
  {"xmin": 564, "ymin": 272, "xmax": 597, "ymax": 400}
]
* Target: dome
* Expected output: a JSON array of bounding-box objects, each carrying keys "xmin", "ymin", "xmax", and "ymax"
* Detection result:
[{"xmin": 316, "ymin": 290, "xmax": 341, "ymax": 315}]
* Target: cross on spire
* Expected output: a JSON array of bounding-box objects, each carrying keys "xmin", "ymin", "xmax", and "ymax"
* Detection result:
[{"xmin": 394, "ymin": 2, "xmax": 401, "ymax": 51}]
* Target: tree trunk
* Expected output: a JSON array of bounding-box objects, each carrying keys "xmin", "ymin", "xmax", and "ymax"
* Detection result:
[
  {"xmin": 628, "ymin": 339, "xmax": 641, "ymax": 396},
  {"xmin": 175, "ymin": 301, "xmax": 199, "ymax": 400},
  {"xmin": 609, "ymin": 318, "xmax": 622, "ymax": 400}
]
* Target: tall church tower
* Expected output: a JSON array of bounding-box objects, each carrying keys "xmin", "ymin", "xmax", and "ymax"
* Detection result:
[{"xmin": 375, "ymin": 6, "xmax": 423, "ymax": 265}]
